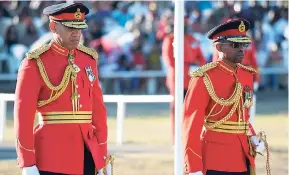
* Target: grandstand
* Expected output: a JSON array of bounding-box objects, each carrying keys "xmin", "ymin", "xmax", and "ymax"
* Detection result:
[{"xmin": 0, "ymin": 1, "xmax": 287, "ymax": 93}]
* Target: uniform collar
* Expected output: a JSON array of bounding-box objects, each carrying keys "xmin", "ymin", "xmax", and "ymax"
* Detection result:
[
  {"xmin": 50, "ymin": 40, "xmax": 75, "ymax": 57},
  {"xmin": 217, "ymin": 60, "xmax": 239, "ymax": 75}
]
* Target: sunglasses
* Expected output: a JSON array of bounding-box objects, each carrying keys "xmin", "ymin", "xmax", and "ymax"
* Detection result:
[{"xmin": 221, "ymin": 42, "xmax": 250, "ymax": 49}]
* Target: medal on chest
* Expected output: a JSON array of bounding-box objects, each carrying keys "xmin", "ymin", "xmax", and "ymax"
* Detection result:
[
  {"xmin": 243, "ymin": 85, "xmax": 253, "ymax": 108},
  {"xmin": 85, "ymin": 66, "xmax": 96, "ymax": 82}
]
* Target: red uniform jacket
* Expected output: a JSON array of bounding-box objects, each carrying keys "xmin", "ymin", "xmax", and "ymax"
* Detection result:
[
  {"xmin": 183, "ymin": 61, "xmax": 256, "ymax": 174},
  {"xmin": 14, "ymin": 41, "xmax": 107, "ymax": 174},
  {"xmin": 162, "ymin": 33, "xmax": 206, "ymax": 95},
  {"xmin": 212, "ymin": 41, "xmax": 259, "ymax": 82}
]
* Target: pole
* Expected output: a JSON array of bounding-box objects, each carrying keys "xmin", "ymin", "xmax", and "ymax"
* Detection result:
[
  {"xmin": 116, "ymin": 100, "xmax": 126, "ymax": 145},
  {"xmin": 174, "ymin": 0, "xmax": 184, "ymax": 175},
  {"xmin": 0, "ymin": 100, "xmax": 7, "ymax": 142}
]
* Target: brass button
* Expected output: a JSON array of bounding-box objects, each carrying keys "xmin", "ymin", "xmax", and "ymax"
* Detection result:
[
  {"xmin": 76, "ymin": 85, "xmax": 79, "ymax": 88},
  {"xmin": 80, "ymin": 104, "xmax": 82, "ymax": 108}
]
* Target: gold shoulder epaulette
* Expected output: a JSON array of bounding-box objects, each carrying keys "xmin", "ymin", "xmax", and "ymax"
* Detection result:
[
  {"xmin": 190, "ymin": 62, "xmax": 218, "ymax": 77},
  {"xmin": 26, "ymin": 44, "xmax": 50, "ymax": 59},
  {"xmin": 238, "ymin": 64, "xmax": 257, "ymax": 73},
  {"xmin": 77, "ymin": 45, "xmax": 98, "ymax": 59}
]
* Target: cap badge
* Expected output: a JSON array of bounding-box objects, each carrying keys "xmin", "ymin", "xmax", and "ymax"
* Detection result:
[
  {"xmin": 74, "ymin": 8, "xmax": 82, "ymax": 20},
  {"xmin": 238, "ymin": 21, "xmax": 246, "ymax": 32}
]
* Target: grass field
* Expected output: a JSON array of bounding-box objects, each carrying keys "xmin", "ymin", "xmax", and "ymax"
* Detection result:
[{"xmin": 0, "ymin": 114, "xmax": 287, "ymax": 175}]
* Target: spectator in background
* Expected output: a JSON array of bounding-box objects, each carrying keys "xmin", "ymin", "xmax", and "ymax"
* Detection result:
[
  {"xmin": 96, "ymin": 43, "xmax": 107, "ymax": 69},
  {"xmin": 87, "ymin": 19, "xmax": 104, "ymax": 40},
  {"xmin": 266, "ymin": 42, "xmax": 283, "ymax": 90},
  {"xmin": 116, "ymin": 54, "xmax": 131, "ymax": 94},
  {"xmin": 131, "ymin": 46, "xmax": 146, "ymax": 93},
  {"xmin": 112, "ymin": 2, "xmax": 133, "ymax": 27},
  {"xmin": 4, "ymin": 25, "xmax": 18, "ymax": 54},
  {"xmin": 4, "ymin": 24, "xmax": 26, "ymax": 73},
  {"xmin": 0, "ymin": 4, "xmax": 13, "ymax": 36},
  {"xmin": 0, "ymin": 1, "xmax": 287, "ymax": 93},
  {"xmin": 147, "ymin": 41, "xmax": 162, "ymax": 70},
  {"xmin": 19, "ymin": 19, "xmax": 39, "ymax": 47},
  {"xmin": 88, "ymin": 1, "xmax": 113, "ymax": 20},
  {"xmin": 0, "ymin": 24, "xmax": 18, "ymax": 73},
  {"xmin": 156, "ymin": 9, "xmax": 173, "ymax": 40},
  {"xmin": 128, "ymin": 1, "xmax": 149, "ymax": 17}
]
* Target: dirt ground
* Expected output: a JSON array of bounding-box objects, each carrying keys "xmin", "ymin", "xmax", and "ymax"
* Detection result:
[{"xmin": 0, "ymin": 114, "xmax": 287, "ymax": 175}]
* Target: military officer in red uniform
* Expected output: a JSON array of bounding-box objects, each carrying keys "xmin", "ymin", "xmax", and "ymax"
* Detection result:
[
  {"xmin": 162, "ymin": 21, "xmax": 206, "ymax": 143},
  {"xmin": 14, "ymin": 3, "xmax": 114, "ymax": 175},
  {"xmin": 182, "ymin": 19, "xmax": 266, "ymax": 175},
  {"xmin": 211, "ymin": 23, "xmax": 260, "ymax": 126}
]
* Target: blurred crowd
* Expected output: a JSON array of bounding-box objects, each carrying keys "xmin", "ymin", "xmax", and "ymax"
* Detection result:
[
  {"xmin": 185, "ymin": 1, "xmax": 288, "ymax": 90},
  {"xmin": 0, "ymin": 1, "xmax": 287, "ymax": 93}
]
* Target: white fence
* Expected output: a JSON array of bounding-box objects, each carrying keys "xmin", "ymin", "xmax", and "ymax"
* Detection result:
[
  {"xmin": 0, "ymin": 67, "xmax": 287, "ymax": 80},
  {"xmin": 0, "ymin": 93, "xmax": 173, "ymax": 145}
]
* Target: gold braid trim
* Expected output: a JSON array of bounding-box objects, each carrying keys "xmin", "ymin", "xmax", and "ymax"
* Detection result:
[
  {"xmin": 28, "ymin": 44, "xmax": 81, "ymax": 109},
  {"xmin": 36, "ymin": 58, "xmax": 71, "ymax": 91},
  {"xmin": 200, "ymin": 64, "xmax": 243, "ymax": 129},
  {"xmin": 189, "ymin": 62, "xmax": 218, "ymax": 77},
  {"xmin": 227, "ymin": 38, "xmax": 251, "ymax": 43},
  {"xmin": 248, "ymin": 136, "xmax": 256, "ymax": 157},
  {"xmin": 98, "ymin": 141, "xmax": 107, "ymax": 145},
  {"xmin": 36, "ymin": 58, "xmax": 73, "ymax": 107},
  {"xmin": 238, "ymin": 64, "xmax": 257, "ymax": 73},
  {"xmin": 259, "ymin": 132, "xmax": 271, "ymax": 175},
  {"xmin": 17, "ymin": 138, "xmax": 35, "ymax": 153},
  {"xmin": 26, "ymin": 44, "xmax": 50, "ymax": 59},
  {"xmin": 203, "ymin": 73, "xmax": 242, "ymax": 106},
  {"xmin": 77, "ymin": 45, "xmax": 98, "ymax": 59},
  {"xmin": 185, "ymin": 147, "xmax": 202, "ymax": 159},
  {"xmin": 62, "ymin": 22, "xmax": 88, "ymax": 29},
  {"xmin": 204, "ymin": 99, "xmax": 240, "ymax": 129}
]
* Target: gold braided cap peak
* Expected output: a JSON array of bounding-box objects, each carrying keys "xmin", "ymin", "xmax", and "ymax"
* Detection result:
[
  {"xmin": 237, "ymin": 63, "xmax": 257, "ymax": 73},
  {"xmin": 26, "ymin": 44, "xmax": 50, "ymax": 59},
  {"xmin": 190, "ymin": 62, "xmax": 219, "ymax": 77},
  {"xmin": 77, "ymin": 45, "xmax": 98, "ymax": 59}
]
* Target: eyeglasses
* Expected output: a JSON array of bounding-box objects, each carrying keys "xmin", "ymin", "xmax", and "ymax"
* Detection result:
[{"xmin": 221, "ymin": 42, "xmax": 250, "ymax": 49}]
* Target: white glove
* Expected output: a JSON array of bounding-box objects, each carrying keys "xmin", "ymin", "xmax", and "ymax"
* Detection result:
[
  {"xmin": 250, "ymin": 136, "xmax": 260, "ymax": 146},
  {"xmin": 189, "ymin": 171, "xmax": 203, "ymax": 175},
  {"xmin": 97, "ymin": 169, "xmax": 104, "ymax": 175},
  {"xmin": 105, "ymin": 162, "xmax": 112, "ymax": 175},
  {"xmin": 250, "ymin": 136, "xmax": 266, "ymax": 155},
  {"xmin": 22, "ymin": 165, "xmax": 40, "ymax": 175},
  {"xmin": 253, "ymin": 82, "xmax": 259, "ymax": 92},
  {"xmin": 98, "ymin": 163, "xmax": 112, "ymax": 175},
  {"xmin": 98, "ymin": 155, "xmax": 113, "ymax": 175},
  {"xmin": 256, "ymin": 140, "xmax": 266, "ymax": 155}
]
